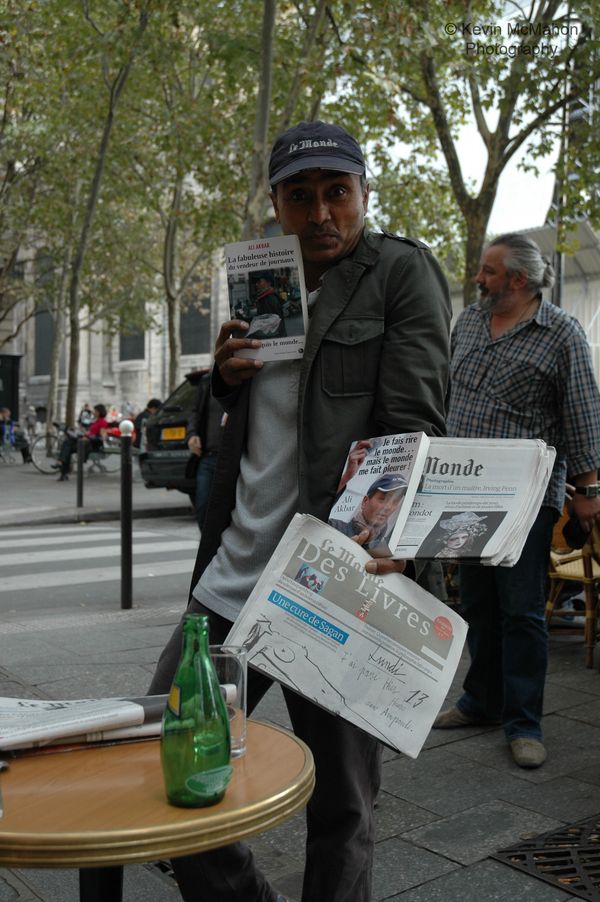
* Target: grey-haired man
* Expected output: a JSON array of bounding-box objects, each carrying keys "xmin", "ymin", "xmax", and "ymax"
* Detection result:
[
  {"xmin": 435, "ymin": 233, "xmax": 600, "ymax": 769},
  {"xmin": 150, "ymin": 120, "xmax": 451, "ymax": 902}
]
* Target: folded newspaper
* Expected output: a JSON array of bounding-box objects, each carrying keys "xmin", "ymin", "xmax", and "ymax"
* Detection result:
[
  {"xmin": 328, "ymin": 431, "xmax": 430, "ymax": 558},
  {"xmin": 329, "ymin": 435, "xmax": 556, "ymax": 566},
  {"xmin": 0, "ymin": 695, "xmax": 166, "ymax": 752},
  {"xmin": 227, "ymin": 513, "xmax": 468, "ymax": 758}
]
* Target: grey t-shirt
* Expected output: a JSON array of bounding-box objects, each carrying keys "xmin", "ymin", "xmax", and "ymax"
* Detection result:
[{"xmin": 192, "ymin": 359, "xmax": 301, "ymax": 622}]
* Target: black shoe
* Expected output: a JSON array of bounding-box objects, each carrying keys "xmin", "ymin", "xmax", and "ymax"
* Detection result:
[{"xmin": 58, "ymin": 473, "xmax": 68, "ymax": 481}]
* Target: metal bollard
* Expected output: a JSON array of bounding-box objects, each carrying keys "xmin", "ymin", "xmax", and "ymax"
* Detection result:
[
  {"xmin": 119, "ymin": 419, "xmax": 134, "ymax": 610},
  {"xmin": 76, "ymin": 436, "xmax": 85, "ymax": 508}
]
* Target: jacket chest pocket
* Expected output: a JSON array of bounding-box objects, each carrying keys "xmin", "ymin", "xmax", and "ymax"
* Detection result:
[{"xmin": 320, "ymin": 317, "xmax": 384, "ymax": 397}]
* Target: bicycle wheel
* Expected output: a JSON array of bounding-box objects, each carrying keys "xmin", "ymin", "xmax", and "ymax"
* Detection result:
[
  {"xmin": 99, "ymin": 436, "xmax": 122, "ymax": 473},
  {"xmin": 86, "ymin": 434, "xmax": 121, "ymax": 474},
  {"xmin": 89, "ymin": 449, "xmax": 121, "ymax": 474},
  {"xmin": 30, "ymin": 433, "xmax": 61, "ymax": 474}
]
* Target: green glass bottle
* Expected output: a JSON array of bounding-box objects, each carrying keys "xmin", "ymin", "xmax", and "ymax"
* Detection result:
[{"xmin": 160, "ymin": 613, "xmax": 232, "ymax": 807}]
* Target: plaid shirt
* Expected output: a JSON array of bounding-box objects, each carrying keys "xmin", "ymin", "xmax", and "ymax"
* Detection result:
[{"xmin": 447, "ymin": 300, "xmax": 600, "ymax": 513}]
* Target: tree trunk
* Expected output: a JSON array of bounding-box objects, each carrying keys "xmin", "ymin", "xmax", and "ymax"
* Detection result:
[
  {"xmin": 278, "ymin": 0, "xmax": 327, "ymax": 132},
  {"xmin": 64, "ymin": 9, "xmax": 149, "ymax": 427},
  {"xmin": 46, "ymin": 245, "xmax": 72, "ymax": 428},
  {"xmin": 462, "ymin": 206, "xmax": 493, "ymax": 305},
  {"xmin": 163, "ymin": 176, "xmax": 183, "ymax": 393},
  {"xmin": 46, "ymin": 309, "xmax": 65, "ymax": 430},
  {"xmin": 167, "ymin": 296, "xmax": 181, "ymax": 393},
  {"xmin": 241, "ymin": 0, "xmax": 276, "ymax": 240}
]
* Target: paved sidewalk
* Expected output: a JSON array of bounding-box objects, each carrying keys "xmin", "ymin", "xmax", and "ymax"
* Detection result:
[
  {"xmin": 1, "ymin": 457, "xmax": 192, "ymax": 527},
  {"xmin": 2, "ymin": 464, "xmax": 600, "ymax": 900}
]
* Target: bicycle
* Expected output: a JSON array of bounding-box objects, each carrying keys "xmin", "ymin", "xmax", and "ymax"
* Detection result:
[{"xmin": 30, "ymin": 423, "xmax": 121, "ymax": 476}]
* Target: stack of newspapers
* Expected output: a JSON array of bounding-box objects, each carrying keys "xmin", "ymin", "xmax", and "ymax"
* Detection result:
[
  {"xmin": 0, "ymin": 696, "xmax": 166, "ymax": 753},
  {"xmin": 328, "ymin": 434, "xmax": 556, "ymax": 567}
]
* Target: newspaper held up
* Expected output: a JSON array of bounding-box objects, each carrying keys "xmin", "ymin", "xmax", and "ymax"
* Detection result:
[
  {"xmin": 328, "ymin": 432, "xmax": 430, "ymax": 558},
  {"xmin": 395, "ymin": 437, "xmax": 556, "ymax": 566},
  {"xmin": 225, "ymin": 235, "xmax": 309, "ymax": 362},
  {"xmin": 328, "ymin": 434, "xmax": 555, "ymax": 567},
  {"xmin": 227, "ymin": 513, "xmax": 467, "ymax": 759}
]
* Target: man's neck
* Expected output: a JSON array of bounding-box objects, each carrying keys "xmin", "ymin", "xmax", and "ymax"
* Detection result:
[
  {"xmin": 489, "ymin": 293, "xmax": 540, "ymax": 338},
  {"xmin": 304, "ymin": 263, "xmax": 328, "ymax": 292}
]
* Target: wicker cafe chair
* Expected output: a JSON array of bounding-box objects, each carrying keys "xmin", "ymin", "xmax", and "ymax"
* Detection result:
[{"xmin": 545, "ymin": 520, "xmax": 600, "ymax": 669}]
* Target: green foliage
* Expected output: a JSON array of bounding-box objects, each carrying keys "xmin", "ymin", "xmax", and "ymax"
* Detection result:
[
  {"xmin": 322, "ymin": 0, "xmax": 599, "ymax": 291},
  {"xmin": 2, "ymin": 0, "xmax": 598, "ymax": 343}
]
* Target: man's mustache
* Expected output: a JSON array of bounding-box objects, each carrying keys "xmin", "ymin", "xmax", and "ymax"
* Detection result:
[{"xmin": 305, "ymin": 229, "xmax": 340, "ymax": 239}]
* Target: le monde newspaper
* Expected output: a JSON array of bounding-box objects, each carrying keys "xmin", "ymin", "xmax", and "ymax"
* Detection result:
[{"xmin": 0, "ymin": 434, "xmax": 553, "ymax": 759}]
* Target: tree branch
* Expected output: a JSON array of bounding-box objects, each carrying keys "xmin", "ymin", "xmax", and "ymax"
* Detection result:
[
  {"xmin": 419, "ymin": 51, "xmax": 472, "ymax": 215},
  {"xmin": 468, "ymin": 75, "xmax": 491, "ymax": 149}
]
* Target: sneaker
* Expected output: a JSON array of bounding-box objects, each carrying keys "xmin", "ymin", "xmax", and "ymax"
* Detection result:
[
  {"xmin": 433, "ymin": 706, "xmax": 499, "ymax": 729},
  {"xmin": 510, "ymin": 738, "xmax": 547, "ymax": 768}
]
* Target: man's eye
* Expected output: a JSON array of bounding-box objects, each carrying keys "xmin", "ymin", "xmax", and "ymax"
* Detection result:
[
  {"xmin": 289, "ymin": 191, "xmax": 307, "ymax": 203},
  {"xmin": 330, "ymin": 186, "xmax": 347, "ymax": 197}
]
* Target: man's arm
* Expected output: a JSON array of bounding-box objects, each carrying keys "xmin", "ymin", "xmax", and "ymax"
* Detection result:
[
  {"xmin": 559, "ymin": 328, "xmax": 600, "ymax": 532},
  {"xmin": 374, "ymin": 246, "xmax": 451, "ymax": 437},
  {"xmin": 365, "ymin": 246, "xmax": 451, "ymax": 575},
  {"xmin": 570, "ymin": 473, "xmax": 600, "ymax": 534}
]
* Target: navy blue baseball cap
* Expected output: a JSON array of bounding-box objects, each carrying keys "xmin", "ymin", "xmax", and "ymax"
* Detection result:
[
  {"xmin": 269, "ymin": 120, "xmax": 366, "ymax": 187},
  {"xmin": 366, "ymin": 474, "xmax": 408, "ymax": 496}
]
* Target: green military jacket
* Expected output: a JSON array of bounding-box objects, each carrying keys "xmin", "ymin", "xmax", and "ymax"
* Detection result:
[{"xmin": 190, "ymin": 229, "xmax": 451, "ymax": 593}]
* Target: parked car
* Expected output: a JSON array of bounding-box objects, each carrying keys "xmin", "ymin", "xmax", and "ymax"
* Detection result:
[{"xmin": 138, "ymin": 370, "xmax": 207, "ymax": 498}]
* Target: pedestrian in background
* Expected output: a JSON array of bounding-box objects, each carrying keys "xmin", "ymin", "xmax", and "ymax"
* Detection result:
[
  {"xmin": 56, "ymin": 403, "xmax": 108, "ymax": 481},
  {"xmin": 186, "ymin": 371, "xmax": 224, "ymax": 530},
  {"xmin": 133, "ymin": 398, "xmax": 162, "ymax": 450},
  {"xmin": 0, "ymin": 408, "xmax": 32, "ymax": 463},
  {"xmin": 434, "ymin": 233, "xmax": 600, "ymax": 769}
]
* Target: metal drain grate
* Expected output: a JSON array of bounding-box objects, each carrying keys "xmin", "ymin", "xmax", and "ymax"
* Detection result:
[{"xmin": 492, "ymin": 815, "xmax": 600, "ymax": 900}]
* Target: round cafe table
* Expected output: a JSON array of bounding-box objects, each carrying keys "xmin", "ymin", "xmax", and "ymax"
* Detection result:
[{"xmin": 0, "ymin": 720, "xmax": 314, "ymax": 901}]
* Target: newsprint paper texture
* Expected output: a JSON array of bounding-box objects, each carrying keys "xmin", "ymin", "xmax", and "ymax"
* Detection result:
[
  {"xmin": 328, "ymin": 432, "xmax": 430, "ymax": 558},
  {"xmin": 225, "ymin": 234, "xmax": 309, "ymax": 362},
  {"xmin": 0, "ymin": 696, "xmax": 165, "ymax": 751},
  {"xmin": 227, "ymin": 514, "xmax": 467, "ymax": 759}
]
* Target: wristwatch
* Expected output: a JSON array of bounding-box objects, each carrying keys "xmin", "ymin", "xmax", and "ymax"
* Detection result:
[{"xmin": 574, "ymin": 484, "xmax": 600, "ymax": 497}]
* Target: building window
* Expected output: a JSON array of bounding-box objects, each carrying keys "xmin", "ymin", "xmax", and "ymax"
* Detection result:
[
  {"xmin": 34, "ymin": 309, "xmax": 54, "ymax": 375},
  {"xmin": 119, "ymin": 330, "xmax": 145, "ymax": 361},
  {"xmin": 180, "ymin": 305, "xmax": 211, "ymax": 355}
]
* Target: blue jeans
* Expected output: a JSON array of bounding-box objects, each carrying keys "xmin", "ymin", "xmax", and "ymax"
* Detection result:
[
  {"xmin": 150, "ymin": 601, "xmax": 382, "ymax": 902},
  {"xmin": 195, "ymin": 454, "xmax": 218, "ymax": 529},
  {"xmin": 456, "ymin": 505, "xmax": 555, "ymax": 741}
]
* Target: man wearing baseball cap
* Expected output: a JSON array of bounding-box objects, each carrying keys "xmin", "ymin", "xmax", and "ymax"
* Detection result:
[{"xmin": 150, "ymin": 120, "xmax": 451, "ymax": 902}]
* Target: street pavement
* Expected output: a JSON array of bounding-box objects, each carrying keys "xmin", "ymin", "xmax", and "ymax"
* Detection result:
[{"xmin": 2, "ymin": 459, "xmax": 600, "ymax": 900}]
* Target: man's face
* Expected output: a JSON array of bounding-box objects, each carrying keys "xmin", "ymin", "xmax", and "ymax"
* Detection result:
[
  {"xmin": 270, "ymin": 170, "xmax": 369, "ymax": 275},
  {"xmin": 361, "ymin": 489, "xmax": 403, "ymax": 532},
  {"xmin": 256, "ymin": 278, "xmax": 269, "ymax": 292},
  {"xmin": 475, "ymin": 245, "xmax": 518, "ymax": 311}
]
